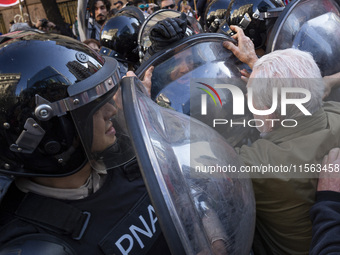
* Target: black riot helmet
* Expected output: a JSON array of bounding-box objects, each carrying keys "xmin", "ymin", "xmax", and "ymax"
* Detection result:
[
  {"xmin": 205, "ymin": 0, "xmax": 285, "ymax": 49},
  {"xmin": 100, "ymin": 6, "xmax": 145, "ymax": 64},
  {"xmin": 0, "ymin": 31, "xmax": 135, "ymax": 177},
  {"xmin": 136, "ymin": 33, "xmax": 256, "ymax": 147}
]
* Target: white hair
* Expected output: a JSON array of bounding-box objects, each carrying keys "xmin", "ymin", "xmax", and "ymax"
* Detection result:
[
  {"xmin": 249, "ymin": 48, "xmax": 324, "ymax": 119},
  {"xmin": 10, "ymin": 22, "xmax": 32, "ymax": 32}
]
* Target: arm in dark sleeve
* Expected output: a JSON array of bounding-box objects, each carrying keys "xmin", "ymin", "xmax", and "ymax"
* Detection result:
[
  {"xmin": 310, "ymin": 191, "xmax": 340, "ymax": 255},
  {"xmin": 196, "ymin": 0, "xmax": 207, "ymax": 17}
]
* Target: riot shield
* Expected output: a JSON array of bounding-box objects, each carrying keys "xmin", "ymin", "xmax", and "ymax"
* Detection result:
[
  {"xmin": 77, "ymin": 0, "xmax": 88, "ymax": 42},
  {"xmin": 121, "ymin": 76, "xmax": 255, "ymax": 255},
  {"xmin": 267, "ymin": 0, "xmax": 340, "ymax": 76},
  {"xmin": 137, "ymin": 33, "xmax": 258, "ymax": 147}
]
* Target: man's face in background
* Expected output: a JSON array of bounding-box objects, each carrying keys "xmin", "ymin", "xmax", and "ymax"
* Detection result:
[{"xmin": 94, "ymin": 1, "xmax": 109, "ymax": 25}]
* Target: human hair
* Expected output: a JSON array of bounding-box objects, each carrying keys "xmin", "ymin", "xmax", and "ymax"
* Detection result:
[
  {"xmin": 161, "ymin": 0, "xmax": 175, "ymax": 4},
  {"xmin": 9, "ymin": 22, "xmax": 32, "ymax": 32},
  {"xmin": 83, "ymin": 38, "xmax": 101, "ymax": 48},
  {"xmin": 249, "ymin": 48, "xmax": 324, "ymax": 119},
  {"xmin": 90, "ymin": 0, "xmax": 111, "ymax": 12}
]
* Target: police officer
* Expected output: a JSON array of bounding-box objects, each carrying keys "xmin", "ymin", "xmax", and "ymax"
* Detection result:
[
  {"xmin": 0, "ymin": 31, "xmax": 170, "ymax": 255},
  {"xmin": 99, "ymin": 6, "xmax": 145, "ymax": 73}
]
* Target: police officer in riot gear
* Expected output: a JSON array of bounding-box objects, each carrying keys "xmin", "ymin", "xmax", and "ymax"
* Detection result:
[
  {"xmin": 0, "ymin": 30, "xmax": 255, "ymax": 255},
  {"xmin": 0, "ymin": 31, "xmax": 171, "ymax": 255},
  {"xmin": 99, "ymin": 6, "xmax": 145, "ymax": 73},
  {"xmin": 86, "ymin": 0, "xmax": 111, "ymax": 40}
]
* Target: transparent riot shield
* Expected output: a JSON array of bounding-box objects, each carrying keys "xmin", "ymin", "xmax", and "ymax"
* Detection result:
[
  {"xmin": 137, "ymin": 33, "xmax": 258, "ymax": 147},
  {"xmin": 77, "ymin": 0, "xmax": 88, "ymax": 42},
  {"xmin": 267, "ymin": 0, "xmax": 340, "ymax": 77},
  {"xmin": 121, "ymin": 76, "xmax": 255, "ymax": 255}
]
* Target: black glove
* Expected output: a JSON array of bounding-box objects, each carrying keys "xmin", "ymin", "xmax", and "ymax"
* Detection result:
[{"xmin": 149, "ymin": 12, "xmax": 187, "ymax": 53}]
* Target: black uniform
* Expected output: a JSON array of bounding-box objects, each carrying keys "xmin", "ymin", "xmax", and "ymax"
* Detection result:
[{"xmin": 0, "ymin": 168, "xmax": 171, "ymax": 255}]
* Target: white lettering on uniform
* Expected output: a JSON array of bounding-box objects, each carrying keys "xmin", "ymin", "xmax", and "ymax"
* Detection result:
[
  {"xmin": 148, "ymin": 205, "xmax": 157, "ymax": 233},
  {"xmin": 115, "ymin": 204, "xmax": 158, "ymax": 254},
  {"xmin": 115, "ymin": 234, "xmax": 134, "ymax": 255}
]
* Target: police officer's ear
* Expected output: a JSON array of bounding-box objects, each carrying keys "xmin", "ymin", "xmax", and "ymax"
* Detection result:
[{"xmin": 148, "ymin": 12, "xmax": 187, "ymax": 54}]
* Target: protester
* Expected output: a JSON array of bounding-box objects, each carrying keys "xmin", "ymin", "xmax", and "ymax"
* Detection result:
[
  {"xmin": 87, "ymin": 0, "xmax": 111, "ymax": 40},
  {"xmin": 323, "ymin": 72, "xmax": 340, "ymax": 99},
  {"xmin": 72, "ymin": 15, "xmax": 80, "ymax": 40},
  {"xmin": 180, "ymin": 1, "xmax": 194, "ymax": 17},
  {"xmin": 8, "ymin": 20, "xmax": 14, "ymax": 33},
  {"xmin": 35, "ymin": 18, "xmax": 74, "ymax": 38},
  {"xmin": 35, "ymin": 18, "xmax": 57, "ymax": 32},
  {"xmin": 161, "ymin": 0, "xmax": 177, "ymax": 10},
  {"xmin": 9, "ymin": 22, "xmax": 33, "ymax": 32},
  {"xmin": 224, "ymin": 25, "xmax": 340, "ymax": 254}
]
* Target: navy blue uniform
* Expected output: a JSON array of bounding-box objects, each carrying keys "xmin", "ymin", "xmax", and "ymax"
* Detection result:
[{"xmin": 0, "ymin": 168, "xmax": 171, "ymax": 255}]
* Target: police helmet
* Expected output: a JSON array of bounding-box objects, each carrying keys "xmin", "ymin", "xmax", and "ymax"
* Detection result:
[
  {"xmin": 0, "ymin": 31, "xmax": 135, "ymax": 177},
  {"xmin": 100, "ymin": 6, "xmax": 145, "ymax": 64}
]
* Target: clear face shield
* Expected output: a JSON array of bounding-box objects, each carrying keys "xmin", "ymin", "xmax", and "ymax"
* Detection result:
[
  {"xmin": 35, "ymin": 57, "xmax": 135, "ymax": 172},
  {"xmin": 137, "ymin": 34, "xmax": 254, "ymax": 146},
  {"xmin": 267, "ymin": 0, "xmax": 340, "ymax": 76},
  {"xmin": 70, "ymin": 86, "xmax": 135, "ymax": 171}
]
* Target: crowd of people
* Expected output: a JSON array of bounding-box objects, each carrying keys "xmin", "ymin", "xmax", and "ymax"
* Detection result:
[{"xmin": 1, "ymin": 0, "xmax": 340, "ymax": 254}]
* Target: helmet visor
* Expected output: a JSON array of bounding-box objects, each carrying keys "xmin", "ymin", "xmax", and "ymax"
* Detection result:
[{"xmin": 70, "ymin": 77, "xmax": 135, "ymax": 171}]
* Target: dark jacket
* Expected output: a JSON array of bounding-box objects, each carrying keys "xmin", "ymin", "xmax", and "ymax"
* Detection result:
[{"xmin": 310, "ymin": 191, "xmax": 340, "ymax": 255}]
